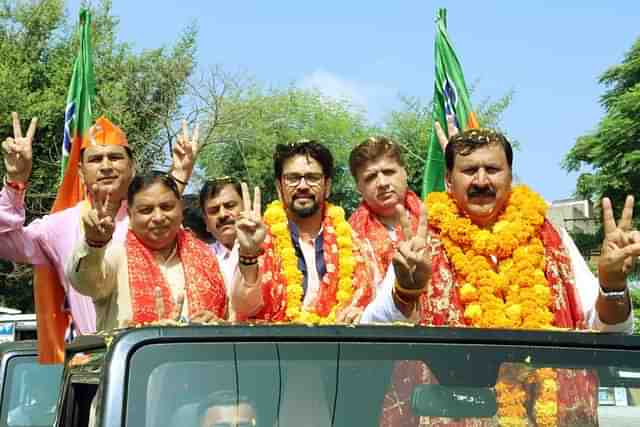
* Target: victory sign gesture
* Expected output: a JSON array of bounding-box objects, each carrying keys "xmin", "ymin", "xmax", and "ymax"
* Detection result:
[
  {"xmin": 236, "ymin": 182, "xmax": 266, "ymax": 257},
  {"xmin": 82, "ymin": 185, "xmax": 115, "ymax": 247},
  {"xmin": 598, "ymin": 195, "xmax": 640, "ymax": 291},
  {"xmin": 434, "ymin": 114, "xmax": 459, "ymax": 153},
  {"xmin": 2, "ymin": 112, "xmax": 37, "ymax": 183},
  {"xmin": 393, "ymin": 203, "xmax": 432, "ymax": 292},
  {"xmin": 170, "ymin": 119, "xmax": 200, "ymax": 191}
]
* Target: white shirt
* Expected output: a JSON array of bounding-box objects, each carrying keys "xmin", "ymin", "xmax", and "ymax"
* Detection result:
[
  {"xmin": 210, "ymin": 241, "xmax": 240, "ymax": 320},
  {"xmin": 360, "ymin": 225, "xmax": 635, "ymax": 333},
  {"xmin": 209, "ymin": 241, "xmax": 239, "ymax": 298}
]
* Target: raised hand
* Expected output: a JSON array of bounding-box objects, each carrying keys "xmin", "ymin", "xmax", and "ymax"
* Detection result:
[
  {"xmin": 235, "ymin": 182, "xmax": 266, "ymax": 257},
  {"xmin": 598, "ymin": 195, "xmax": 640, "ymax": 291},
  {"xmin": 170, "ymin": 119, "xmax": 200, "ymax": 190},
  {"xmin": 392, "ymin": 203, "xmax": 431, "ymax": 291},
  {"xmin": 2, "ymin": 112, "xmax": 37, "ymax": 183},
  {"xmin": 82, "ymin": 185, "xmax": 115, "ymax": 246},
  {"xmin": 434, "ymin": 114, "xmax": 459, "ymax": 153}
]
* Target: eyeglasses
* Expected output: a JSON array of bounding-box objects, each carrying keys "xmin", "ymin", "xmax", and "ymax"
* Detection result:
[{"xmin": 282, "ymin": 173, "xmax": 324, "ymax": 187}]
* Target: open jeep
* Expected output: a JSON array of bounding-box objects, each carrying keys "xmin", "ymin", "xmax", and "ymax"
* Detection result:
[
  {"xmin": 0, "ymin": 340, "xmax": 63, "ymax": 427},
  {"xmin": 55, "ymin": 325, "xmax": 640, "ymax": 427}
]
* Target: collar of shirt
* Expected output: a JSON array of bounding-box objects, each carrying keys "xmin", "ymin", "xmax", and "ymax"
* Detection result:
[
  {"xmin": 211, "ymin": 240, "xmax": 236, "ymax": 259},
  {"xmin": 288, "ymin": 221, "xmax": 326, "ymax": 294}
]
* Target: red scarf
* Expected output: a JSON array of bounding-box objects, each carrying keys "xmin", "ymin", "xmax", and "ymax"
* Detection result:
[
  {"xmin": 247, "ymin": 211, "xmax": 373, "ymax": 322},
  {"xmin": 381, "ymin": 220, "xmax": 595, "ymax": 427},
  {"xmin": 126, "ymin": 229, "xmax": 227, "ymax": 323},
  {"xmin": 349, "ymin": 190, "xmax": 423, "ymax": 275},
  {"xmin": 419, "ymin": 219, "xmax": 585, "ymax": 329}
]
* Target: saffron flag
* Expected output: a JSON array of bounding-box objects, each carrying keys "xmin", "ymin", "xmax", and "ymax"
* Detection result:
[
  {"xmin": 421, "ymin": 8, "xmax": 479, "ymax": 197},
  {"xmin": 34, "ymin": 8, "xmax": 95, "ymax": 363}
]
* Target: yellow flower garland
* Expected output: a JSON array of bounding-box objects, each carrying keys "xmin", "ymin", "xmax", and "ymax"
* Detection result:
[
  {"xmin": 427, "ymin": 185, "xmax": 554, "ymax": 330},
  {"xmin": 427, "ymin": 185, "xmax": 558, "ymax": 427},
  {"xmin": 263, "ymin": 200, "xmax": 355, "ymax": 324}
]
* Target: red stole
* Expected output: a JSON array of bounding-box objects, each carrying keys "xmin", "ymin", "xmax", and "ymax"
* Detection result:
[
  {"xmin": 247, "ymin": 212, "xmax": 373, "ymax": 322},
  {"xmin": 126, "ymin": 229, "xmax": 227, "ymax": 323},
  {"xmin": 349, "ymin": 191, "xmax": 423, "ymax": 276},
  {"xmin": 379, "ymin": 220, "xmax": 597, "ymax": 427},
  {"xmin": 419, "ymin": 219, "xmax": 585, "ymax": 329}
]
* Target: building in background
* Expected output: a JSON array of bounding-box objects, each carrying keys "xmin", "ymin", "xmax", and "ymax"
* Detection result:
[{"xmin": 548, "ymin": 198, "xmax": 598, "ymax": 235}]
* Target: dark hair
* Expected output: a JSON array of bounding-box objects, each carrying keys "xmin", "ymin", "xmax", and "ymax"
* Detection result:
[
  {"xmin": 273, "ymin": 140, "xmax": 334, "ymax": 179},
  {"xmin": 197, "ymin": 390, "xmax": 255, "ymax": 421},
  {"xmin": 198, "ymin": 177, "xmax": 242, "ymax": 213},
  {"xmin": 80, "ymin": 146, "xmax": 134, "ymax": 163},
  {"xmin": 127, "ymin": 173, "xmax": 181, "ymax": 206},
  {"xmin": 445, "ymin": 128, "xmax": 513, "ymax": 172},
  {"xmin": 349, "ymin": 136, "xmax": 405, "ymax": 179}
]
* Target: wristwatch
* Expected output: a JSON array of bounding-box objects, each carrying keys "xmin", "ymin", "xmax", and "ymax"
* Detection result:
[{"xmin": 599, "ymin": 285, "xmax": 628, "ymax": 301}]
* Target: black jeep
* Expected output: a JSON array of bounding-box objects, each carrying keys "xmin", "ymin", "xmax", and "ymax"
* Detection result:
[
  {"xmin": 0, "ymin": 340, "xmax": 63, "ymax": 427},
  {"xmin": 55, "ymin": 325, "xmax": 640, "ymax": 427}
]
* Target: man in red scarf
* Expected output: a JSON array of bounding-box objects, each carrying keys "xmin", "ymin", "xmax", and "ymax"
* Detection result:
[
  {"xmin": 65, "ymin": 174, "xmax": 228, "ymax": 330},
  {"xmin": 370, "ymin": 127, "xmax": 638, "ymax": 426},
  {"xmin": 348, "ymin": 136, "xmax": 430, "ymax": 323},
  {"xmin": 231, "ymin": 141, "xmax": 373, "ymax": 323}
]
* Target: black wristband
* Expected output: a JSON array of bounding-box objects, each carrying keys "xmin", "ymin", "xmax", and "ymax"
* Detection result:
[{"xmin": 239, "ymin": 257, "xmax": 259, "ymax": 266}]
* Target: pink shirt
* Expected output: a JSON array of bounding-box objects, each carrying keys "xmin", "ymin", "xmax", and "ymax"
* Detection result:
[{"xmin": 0, "ymin": 184, "xmax": 129, "ymax": 334}]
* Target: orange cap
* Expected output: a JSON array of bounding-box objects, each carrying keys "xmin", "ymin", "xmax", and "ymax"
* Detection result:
[{"xmin": 83, "ymin": 116, "xmax": 128, "ymax": 149}]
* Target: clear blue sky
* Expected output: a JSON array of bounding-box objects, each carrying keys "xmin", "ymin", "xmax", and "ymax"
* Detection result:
[{"xmin": 68, "ymin": 1, "xmax": 640, "ymax": 202}]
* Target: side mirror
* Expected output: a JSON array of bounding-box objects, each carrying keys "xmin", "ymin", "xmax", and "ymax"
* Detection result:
[{"xmin": 411, "ymin": 384, "xmax": 497, "ymax": 418}]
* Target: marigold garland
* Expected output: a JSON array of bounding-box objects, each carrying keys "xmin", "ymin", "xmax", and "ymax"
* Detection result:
[
  {"xmin": 427, "ymin": 185, "xmax": 558, "ymax": 427},
  {"xmin": 263, "ymin": 200, "xmax": 355, "ymax": 324},
  {"xmin": 427, "ymin": 185, "xmax": 553, "ymax": 330}
]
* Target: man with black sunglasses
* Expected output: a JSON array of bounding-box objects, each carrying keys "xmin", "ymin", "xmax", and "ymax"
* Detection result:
[{"xmin": 230, "ymin": 140, "xmax": 374, "ymax": 323}]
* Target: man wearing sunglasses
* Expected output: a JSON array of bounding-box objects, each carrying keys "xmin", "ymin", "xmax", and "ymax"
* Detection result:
[{"xmin": 231, "ymin": 140, "xmax": 373, "ymax": 323}]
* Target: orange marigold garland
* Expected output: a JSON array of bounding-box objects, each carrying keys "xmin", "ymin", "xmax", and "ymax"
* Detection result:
[
  {"xmin": 495, "ymin": 381, "xmax": 527, "ymax": 427},
  {"xmin": 263, "ymin": 200, "xmax": 355, "ymax": 324},
  {"xmin": 530, "ymin": 368, "xmax": 559, "ymax": 427},
  {"xmin": 427, "ymin": 185, "xmax": 559, "ymax": 426},
  {"xmin": 427, "ymin": 185, "xmax": 553, "ymax": 329}
]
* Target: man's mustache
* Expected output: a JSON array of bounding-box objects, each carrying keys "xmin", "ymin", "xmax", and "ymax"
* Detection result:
[
  {"xmin": 467, "ymin": 186, "xmax": 496, "ymax": 198},
  {"xmin": 216, "ymin": 217, "xmax": 235, "ymax": 228}
]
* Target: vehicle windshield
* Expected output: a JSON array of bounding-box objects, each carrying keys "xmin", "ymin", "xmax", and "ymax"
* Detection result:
[
  {"xmin": 0, "ymin": 355, "xmax": 63, "ymax": 427},
  {"xmin": 125, "ymin": 339, "xmax": 640, "ymax": 427}
]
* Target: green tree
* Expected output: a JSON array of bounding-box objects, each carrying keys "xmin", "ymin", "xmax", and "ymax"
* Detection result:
[
  {"xmin": 630, "ymin": 288, "xmax": 640, "ymax": 334},
  {"xmin": 0, "ymin": 0, "xmax": 197, "ymax": 310},
  {"xmin": 197, "ymin": 84, "xmax": 377, "ymax": 214},
  {"xmin": 384, "ymin": 91, "xmax": 514, "ymax": 194},
  {"xmin": 563, "ymin": 36, "xmax": 640, "ymax": 222}
]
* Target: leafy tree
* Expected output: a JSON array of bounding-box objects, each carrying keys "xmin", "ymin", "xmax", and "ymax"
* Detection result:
[
  {"xmin": 197, "ymin": 84, "xmax": 377, "ymax": 214},
  {"xmin": 0, "ymin": 0, "xmax": 197, "ymax": 310},
  {"xmin": 563, "ymin": 36, "xmax": 640, "ymax": 223},
  {"xmin": 631, "ymin": 288, "xmax": 640, "ymax": 334}
]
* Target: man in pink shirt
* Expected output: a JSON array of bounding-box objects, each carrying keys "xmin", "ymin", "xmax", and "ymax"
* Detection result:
[{"xmin": 0, "ymin": 112, "xmax": 198, "ymax": 334}]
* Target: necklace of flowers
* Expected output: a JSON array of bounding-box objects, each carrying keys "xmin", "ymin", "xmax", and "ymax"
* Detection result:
[
  {"xmin": 263, "ymin": 200, "xmax": 356, "ymax": 324},
  {"xmin": 427, "ymin": 185, "xmax": 558, "ymax": 427},
  {"xmin": 427, "ymin": 185, "xmax": 553, "ymax": 329}
]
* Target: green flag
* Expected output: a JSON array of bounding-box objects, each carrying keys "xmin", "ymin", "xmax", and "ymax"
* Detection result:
[
  {"xmin": 36, "ymin": 8, "xmax": 95, "ymax": 364},
  {"xmin": 422, "ymin": 8, "xmax": 478, "ymax": 197},
  {"xmin": 61, "ymin": 8, "xmax": 95, "ymax": 179}
]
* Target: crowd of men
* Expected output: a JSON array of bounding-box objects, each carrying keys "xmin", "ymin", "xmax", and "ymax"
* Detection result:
[
  {"xmin": 3, "ymin": 112, "xmax": 640, "ymax": 426},
  {"xmin": 1, "ymin": 112, "xmax": 638, "ymax": 333}
]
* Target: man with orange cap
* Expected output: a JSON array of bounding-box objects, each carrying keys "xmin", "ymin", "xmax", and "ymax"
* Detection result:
[{"xmin": 0, "ymin": 112, "xmax": 198, "ymax": 335}]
